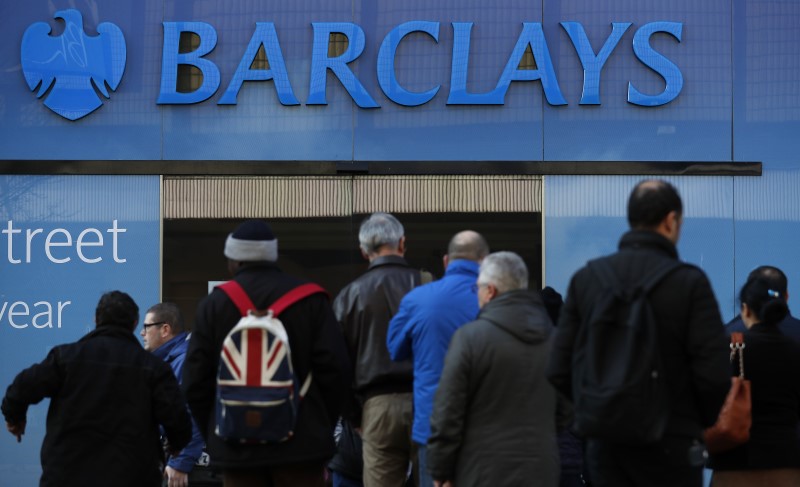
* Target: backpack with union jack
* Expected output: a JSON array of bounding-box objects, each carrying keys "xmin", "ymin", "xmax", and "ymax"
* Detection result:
[{"xmin": 214, "ymin": 280, "xmax": 326, "ymax": 443}]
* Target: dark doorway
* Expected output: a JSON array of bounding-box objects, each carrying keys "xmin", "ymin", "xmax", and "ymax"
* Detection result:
[{"xmin": 163, "ymin": 212, "xmax": 542, "ymax": 328}]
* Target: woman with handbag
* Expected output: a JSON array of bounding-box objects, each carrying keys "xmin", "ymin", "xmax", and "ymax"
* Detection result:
[{"xmin": 708, "ymin": 277, "xmax": 800, "ymax": 486}]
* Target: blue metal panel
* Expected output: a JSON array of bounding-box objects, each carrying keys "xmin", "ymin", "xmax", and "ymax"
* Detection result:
[
  {"xmin": 0, "ymin": 2, "xmax": 164, "ymax": 160},
  {"xmin": 353, "ymin": 0, "xmax": 544, "ymax": 161},
  {"xmin": 545, "ymin": 175, "xmax": 735, "ymax": 320},
  {"xmin": 542, "ymin": 0, "xmax": 732, "ymax": 162},
  {"xmin": 0, "ymin": 175, "xmax": 160, "ymax": 487},
  {"xmin": 733, "ymin": 0, "xmax": 800, "ymax": 170},
  {"xmin": 161, "ymin": 0, "xmax": 354, "ymax": 161}
]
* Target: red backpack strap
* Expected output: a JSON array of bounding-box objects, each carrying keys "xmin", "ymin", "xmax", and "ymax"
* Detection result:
[
  {"xmin": 217, "ymin": 280, "xmax": 257, "ymax": 317},
  {"xmin": 218, "ymin": 281, "xmax": 327, "ymax": 317},
  {"xmin": 270, "ymin": 283, "xmax": 328, "ymax": 317}
]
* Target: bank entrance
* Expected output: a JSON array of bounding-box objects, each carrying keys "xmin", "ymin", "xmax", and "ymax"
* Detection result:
[{"xmin": 162, "ymin": 175, "xmax": 543, "ymax": 327}]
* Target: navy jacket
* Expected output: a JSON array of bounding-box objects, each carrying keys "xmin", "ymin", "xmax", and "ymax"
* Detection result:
[
  {"xmin": 154, "ymin": 332, "xmax": 205, "ymax": 473},
  {"xmin": 726, "ymin": 312, "xmax": 800, "ymax": 343}
]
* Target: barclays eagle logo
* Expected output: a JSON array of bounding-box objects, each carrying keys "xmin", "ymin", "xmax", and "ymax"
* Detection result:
[{"xmin": 21, "ymin": 9, "xmax": 126, "ymax": 121}]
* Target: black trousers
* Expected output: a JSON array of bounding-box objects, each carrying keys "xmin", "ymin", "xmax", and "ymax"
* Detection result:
[{"xmin": 586, "ymin": 437, "xmax": 704, "ymax": 487}]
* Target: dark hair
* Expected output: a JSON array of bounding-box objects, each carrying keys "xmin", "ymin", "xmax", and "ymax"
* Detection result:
[
  {"xmin": 145, "ymin": 302, "xmax": 184, "ymax": 333},
  {"xmin": 96, "ymin": 291, "xmax": 139, "ymax": 329},
  {"xmin": 739, "ymin": 277, "xmax": 789, "ymax": 326},
  {"xmin": 627, "ymin": 180, "xmax": 683, "ymax": 230},
  {"xmin": 747, "ymin": 265, "xmax": 788, "ymax": 298},
  {"xmin": 540, "ymin": 286, "xmax": 563, "ymax": 326}
]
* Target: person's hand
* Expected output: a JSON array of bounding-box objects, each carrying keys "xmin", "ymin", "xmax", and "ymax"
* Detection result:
[
  {"xmin": 434, "ymin": 481, "xmax": 453, "ymax": 487},
  {"xmin": 164, "ymin": 466, "xmax": 189, "ymax": 487},
  {"xmin": 6, "ymin": 421, "xmax": 25, "ymax": 442}
]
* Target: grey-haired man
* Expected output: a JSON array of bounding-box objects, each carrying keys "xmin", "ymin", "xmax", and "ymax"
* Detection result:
[{"xmin": 334, "ymin": 212, "xmax": 425, "ymax": 487}]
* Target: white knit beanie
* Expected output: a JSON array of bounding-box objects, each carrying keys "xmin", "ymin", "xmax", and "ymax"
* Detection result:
[{"xmin": 224, "ymin": 220, "xmax": 278, "ymax": 262}]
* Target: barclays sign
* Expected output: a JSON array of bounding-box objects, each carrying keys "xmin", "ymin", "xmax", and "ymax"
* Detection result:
[
  {"xmin": 21, "ymin": 10, "xmax": 684, "ymax": 121},
  {"xmin": 158, "ymin": 20, "xmax": 683, "ymax": 109}
]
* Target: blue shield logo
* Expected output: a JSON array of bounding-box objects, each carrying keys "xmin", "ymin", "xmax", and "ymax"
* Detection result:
[{"xmin": 21, "ymin": 9, "xmax": 126, "ymax": 121}]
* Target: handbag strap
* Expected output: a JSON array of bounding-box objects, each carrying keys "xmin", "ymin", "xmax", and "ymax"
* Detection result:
[{"xmin": 730, "ymin": 332, "xmax": 745, "ymax": 379}]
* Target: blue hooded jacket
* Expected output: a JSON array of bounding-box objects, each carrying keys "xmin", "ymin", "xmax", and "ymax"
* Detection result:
[
  {"xmin": 154, "ymin": 332, "xmax": 205, "ymax": 473},
  {"xmin": 386, "ymin": 259, "xmax": 480, "ymax": 444}
]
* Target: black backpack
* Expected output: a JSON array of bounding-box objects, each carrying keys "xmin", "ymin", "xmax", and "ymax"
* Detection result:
[{"xmin": 571, "ymin": 257, "xmax": 683, "ymax": 444}]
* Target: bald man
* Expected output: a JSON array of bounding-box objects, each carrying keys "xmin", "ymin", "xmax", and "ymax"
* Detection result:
[{"xmin": 387, "ymin": 230, "xmax": 490, "ymax": 487}]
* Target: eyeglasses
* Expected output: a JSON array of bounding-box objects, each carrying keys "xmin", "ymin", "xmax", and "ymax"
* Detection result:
[{"xmin": 142, "ymin": 321, "xmax": 166, "ymax": 330}]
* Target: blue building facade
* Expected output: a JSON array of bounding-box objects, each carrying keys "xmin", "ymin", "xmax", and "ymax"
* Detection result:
[{"xmin": 1, "ymin": 0, "xmax": 798, "ymax": 484}]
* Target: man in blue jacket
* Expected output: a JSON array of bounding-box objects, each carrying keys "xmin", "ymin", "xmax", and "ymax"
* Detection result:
[
  {"xmin": 143, "ymin": 302, "xmax": 205, "ymax": 487},
  {"xmin": 387, "ymin": 230, "xmax": 489, "ymax": 487}
]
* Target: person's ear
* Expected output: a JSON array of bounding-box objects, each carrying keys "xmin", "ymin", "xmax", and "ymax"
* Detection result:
[{"xmin": 486, "ymin": 283, "xmax": 498, "ymax": 302}]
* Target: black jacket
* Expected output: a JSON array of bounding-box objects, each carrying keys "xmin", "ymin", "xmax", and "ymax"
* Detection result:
[
  {"xmin": 182, "ymin": 263, "xmax": 349, "ymax": 469},
  {"xmin": 427, "ymin": 290, "xmax": 560, "ymax": 487},
  {"xmin": 708, "ymin": 323, "xmax": 800, "ymax": 470},
  {"xmin": 1, "ymin": 325, "xmax": 191, "ymax": 487},
  {"xmin": 333, "ymin": 255, "xmax": 421, "ymax": 423},
  {"xmin": 547, "ymin": 230, "xmax": 731, "ymax": 439}
]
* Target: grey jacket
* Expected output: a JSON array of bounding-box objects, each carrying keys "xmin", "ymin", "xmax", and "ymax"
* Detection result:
[{"xmin": 427, "ymin": 290, "xmax": 560, "ymax": 487}]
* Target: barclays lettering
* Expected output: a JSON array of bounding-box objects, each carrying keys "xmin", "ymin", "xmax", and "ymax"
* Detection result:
[
  {"xmin": 157, "ymin": 20, "xmax": 684, "ymax": 108},
  {"xmin": 19, "ymin": 11, "xmax": 684, "ymax": 120}
]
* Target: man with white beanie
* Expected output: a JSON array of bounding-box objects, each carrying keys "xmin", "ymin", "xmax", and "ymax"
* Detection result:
[{"xmin": 182, "ymin": 220, "xmax": 350, "ymax": 487}]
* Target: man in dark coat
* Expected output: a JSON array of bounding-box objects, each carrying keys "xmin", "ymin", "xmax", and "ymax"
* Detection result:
[
  {"xmin": 427, "ymin": 251, "xmax": 560, "ymax": 487},
  {"xmin": 547, "ymin": 179, "xmax": 731, "ymax": 487},
  {"xmin": 2, "ymin": 291, "xmax": 192, "ymax": 487},
  {"xmin": 333, "ymin": 212, "xmax": 423, "ymax": 487},
  {"xmin": 181, "ymin": 219, "xmax": 349, "ymax": 487}
]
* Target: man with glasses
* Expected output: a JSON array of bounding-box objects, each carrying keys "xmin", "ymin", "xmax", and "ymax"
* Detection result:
[
  {"xmin": 142, "ymin": 303, "xmax": 206, "ymax": 487},
  {"xmin": 427, "ymin": 252, "xmax": 560, "ymax": 487},
  {"xmin": 387, "ymin": 230, "xmax": 488, "ymax": 487}
]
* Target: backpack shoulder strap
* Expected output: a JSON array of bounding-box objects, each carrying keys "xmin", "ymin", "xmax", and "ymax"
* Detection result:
[
  {"xmin": 270, "ymin": 283, "xmax": 327, "ymax": 399},
  {"xmin": 217, "ymin": 280, "xmax": 256, "ymax": 317},
  {"xmin": 270, "ymin": 283, "xmax": 328, "ymax": 317},
  {"xmin": 641, "ymin": 259, "xmax": 683, "ymax": 294},
  {"xmin": 588, "ymin": 257, "xmax": 683, "ymax": 296},
  {"xmin": 217, "ymin": 281, "xmax": 327, "ymax": 317}
]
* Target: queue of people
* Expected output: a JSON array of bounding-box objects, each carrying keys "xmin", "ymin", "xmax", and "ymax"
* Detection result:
[{"xmin": 3, "ymin": 179, "xmax": 800, "ymax": 487}]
